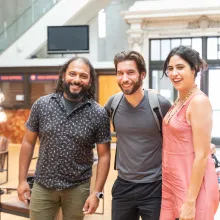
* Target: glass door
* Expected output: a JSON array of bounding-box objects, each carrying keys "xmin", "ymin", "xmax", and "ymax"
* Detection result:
[{"xmin": 209, "ymin": 69, "xmax": 220, "ymax": 145}]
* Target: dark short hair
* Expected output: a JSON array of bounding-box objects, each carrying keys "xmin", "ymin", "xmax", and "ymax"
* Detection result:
[
  {"xmin": 114, "ymin": 50, "xmax": 146, "ymax": 74},
  {"xmin": 55, "ymin": 57, "xmax": 96, "ymax": 99},
  {"xmin": 163, "ymin": 45, "xmax": 207, "ymax": 78}
]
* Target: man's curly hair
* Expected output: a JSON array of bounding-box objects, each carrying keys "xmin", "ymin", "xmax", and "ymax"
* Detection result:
[{"xmin": 55, "ymin": 57, "xmax": 96, "ymax": 99}]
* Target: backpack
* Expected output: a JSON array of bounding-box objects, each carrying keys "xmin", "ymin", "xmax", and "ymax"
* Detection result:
[{"xmin": 110, "ymin": 90, "xmax": 163, "ymax": 170}]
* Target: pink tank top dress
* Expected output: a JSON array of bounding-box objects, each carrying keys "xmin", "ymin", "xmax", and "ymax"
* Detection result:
[{"xmin": 160, "ymin": 93, "xmax": 219, "ymax": 220}]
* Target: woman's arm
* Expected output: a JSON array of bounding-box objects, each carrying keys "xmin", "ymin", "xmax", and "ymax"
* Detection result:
[
  {"xmin": 186, "ymin": 94, "xmax": 212, "ymax": 200},
  {"xmin": 180, "ymin": 94, "xmax": 212, "ymax": 219}
]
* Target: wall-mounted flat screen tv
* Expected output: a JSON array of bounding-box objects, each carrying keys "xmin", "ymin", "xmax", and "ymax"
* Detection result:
[{"xmin": 47, "ymin": 25, "xmax": 89, "ymax": 54}]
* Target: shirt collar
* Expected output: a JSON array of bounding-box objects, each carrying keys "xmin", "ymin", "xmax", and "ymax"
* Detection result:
[{"xmin": 51, "ymin": 92, "xmax": 92, "ymax": 106}]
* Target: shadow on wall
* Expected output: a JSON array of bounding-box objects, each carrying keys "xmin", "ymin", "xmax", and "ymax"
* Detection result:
[{"xmin": 0, "ymin": 109, "xmax": 30, "ymax": 144}]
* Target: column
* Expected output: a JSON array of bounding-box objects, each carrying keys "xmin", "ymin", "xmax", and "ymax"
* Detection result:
[{"xmin": 127, "ymin": 19, "xmax": 144, "ymax": 53}]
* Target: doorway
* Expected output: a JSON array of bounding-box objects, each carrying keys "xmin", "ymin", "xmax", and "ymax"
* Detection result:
[{"xmin": 208, "ymin": 69, "xmax": 220, "ymax": 145}]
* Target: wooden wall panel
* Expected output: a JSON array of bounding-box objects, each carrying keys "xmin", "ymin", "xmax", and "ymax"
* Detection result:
[
  {"xmin": 98, "ymin": 75, "xmax": 120, "ymax": 106},
  {"xmin": 98, "ymin": 75, "xmax": 121, "ymax": 143}
]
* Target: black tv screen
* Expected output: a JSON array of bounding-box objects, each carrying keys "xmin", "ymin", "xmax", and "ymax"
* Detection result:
[{"xmin": 47, "ymin": 25, "xmax": 89, "ymax": 54}]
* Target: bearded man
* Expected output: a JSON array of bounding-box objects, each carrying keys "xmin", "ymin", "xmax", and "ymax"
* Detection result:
[
  {"xmin": 104, "ymin": 51, "xmax": 171, "ymax": 220},
  {"xmin": 17, "ymin": 57, "xmax": 111, "ymax": 220}
]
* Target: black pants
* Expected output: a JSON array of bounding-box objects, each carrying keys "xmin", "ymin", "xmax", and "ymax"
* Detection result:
[{"xmin": 112, "ymin": 177, "xmax": 162, "ymax": 220}]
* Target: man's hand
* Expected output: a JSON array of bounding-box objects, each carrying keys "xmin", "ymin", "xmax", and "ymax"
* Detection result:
[
  {"xmin": 83, "ymin": 193, "xmax": 99, "ymax": 215},
  {"xmin": 17, "ymin": 181, "xmax": 31, "ymax": 204}
]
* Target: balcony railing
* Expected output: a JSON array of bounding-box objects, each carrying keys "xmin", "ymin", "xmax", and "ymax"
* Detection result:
[{"xmin": 0, "ymin": 0, "xmax": 61, "ymax": 54}]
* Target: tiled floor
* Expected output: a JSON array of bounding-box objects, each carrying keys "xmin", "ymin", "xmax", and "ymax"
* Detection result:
[{"xmin": 0, "ymin": 144, "xmax": 220, "ymax": 220}]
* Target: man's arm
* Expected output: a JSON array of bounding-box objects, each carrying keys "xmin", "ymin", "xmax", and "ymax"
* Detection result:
[
  {"xmin": 104, "ymin": 95, "xmax": 114, "ymax": 117},
  {"xmin": 180, "ymin": 95, "xmax": 212, "ymax": 219},
  {"xmin": 93, "ymin": 142, "xmax": 111, "ymax": 193},
  {"xmin": 83, "ymin": 142, "xmax": 111, "ymax": 214},
  {"xmin": 83, "ymin": 105, "xmax": 111, "ymax": 215},
  {"xmin": 17, "ymin": 129, "xmax": 38, "ymax": 204}
]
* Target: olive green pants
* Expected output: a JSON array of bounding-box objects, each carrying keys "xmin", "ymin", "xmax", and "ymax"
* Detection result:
[{"xmin": 30, "ymin": 181, "xmax": 90, "ymax": 220}]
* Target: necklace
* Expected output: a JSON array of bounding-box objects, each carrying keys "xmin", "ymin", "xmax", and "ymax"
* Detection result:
[{"xmin": 165, "ymin": 87, "xmax": 197, "ymax": 124}]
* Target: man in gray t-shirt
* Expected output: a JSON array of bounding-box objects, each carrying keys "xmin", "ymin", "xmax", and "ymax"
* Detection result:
[{"xmin": 105, "ymin": 51, "xmax": 171, "ymax": 220}]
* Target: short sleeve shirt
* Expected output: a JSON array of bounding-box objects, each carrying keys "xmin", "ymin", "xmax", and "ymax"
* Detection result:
[
  {"xmin": 104, "ymin": 91, "xmax": 171, "ymax": 183},
  {"xmin": 26, "ymin": 93, "xmax": 111, "ymax": 190}
]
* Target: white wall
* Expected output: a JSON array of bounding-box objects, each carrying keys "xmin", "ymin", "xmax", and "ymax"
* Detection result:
[
  {"xmin": 0, "ymin": 0, "xmax": 110, "ymax": 67},
  {"xmin": 35, "ymin": 15, "xmax": 99, "ymax": 62}
]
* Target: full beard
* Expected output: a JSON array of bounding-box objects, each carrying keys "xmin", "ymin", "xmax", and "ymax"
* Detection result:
[
  {"xmin": 63, "ymin": 81, "xmax": 90, "ymax": 101},
  {"xmin": 118, "ymin": 77, "xmax": 142, "ymax": 95}
]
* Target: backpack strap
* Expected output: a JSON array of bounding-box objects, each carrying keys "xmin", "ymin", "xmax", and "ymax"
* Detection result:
[
  {"xmin": 147, "ymin": 90, "xmax": 163, "ymax": 135},
  {"xmin": 110, "ymin": 92, "xmax": 124, "ymax": 132},
  {"xmin": 110, "ymin": 92, "xmax": 124, "ymax": 170}
]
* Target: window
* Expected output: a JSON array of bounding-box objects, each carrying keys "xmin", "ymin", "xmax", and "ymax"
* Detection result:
[
  {"xmin": 171, "ymin": 39, "xmax": 181, "ymax": 49},
  {"xmin": 181, "ymin": 38, "xmax": 191, "ymax": 48},
  {"xmin": 192, "ymin": 38, "xmax": 202, "ymax": 56},
  {"xmin": 152, "ymin": 70, "xmax": 174, "ymax": 103},
  {"xmin": 151, "ymin": 40, "xmax": 160, "ymax": 61},
  {"xmin": 207, "ymin": 37, "xmax": 218, "ymax": 60},
  {"xmin": 195, "ymin": 73, "xmax": 201, "ymax": 89},
  {"xmin": 29, "ymin": 74, "xmax": 58, "ymax": 104},
  {"xmin": 208, "ymin": 69, "xmax": 220, "ymax": 138},
  {"xmin": 98, "ymin": 9, "xmax": 106, "ymax": 38},
  {"xmin": 150, "ymin": 38, "xmax": 202, "ymax": 61},
  {"xmin": 161, "ymin": 40, "xmax": 170, "ymax": 60},
  {"xmin": 0, "ymin": 75, "xmax": 24, "ymax": 108}
]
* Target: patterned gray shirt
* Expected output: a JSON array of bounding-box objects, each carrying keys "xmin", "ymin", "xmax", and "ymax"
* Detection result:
[{"xmin": 26, "ymin": 93, "xmax": 111, "ymax": 190}]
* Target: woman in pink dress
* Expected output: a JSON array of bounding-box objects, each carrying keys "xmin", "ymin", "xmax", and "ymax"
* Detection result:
[{"xmin": 160, "ymin": 46, "xmax": 219, "ymax": 220}]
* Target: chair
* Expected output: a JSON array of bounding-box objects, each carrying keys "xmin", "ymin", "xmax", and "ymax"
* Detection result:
[
  {"xmin": 0, "ymin": 188, "xmax": 29, "ymax": 218},
  {"xmin": 0, "ymin": 136, "xmax": 9, "ymax": 185},
  {"xmin": 0, "ymin": 188, "xmax": 62, "ymax": 219},
  {"xmin": 0, "ymin": 156, "xmax": 99, "ymax": 219}
]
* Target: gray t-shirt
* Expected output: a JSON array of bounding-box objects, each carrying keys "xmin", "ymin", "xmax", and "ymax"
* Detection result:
[
  {"xmin": 61, "ymin": 95, "xmax": 79, "ymax": 114},
  {"xmin": 105, "ymin": 91, "xmax": 171, "ymax": 183}
]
